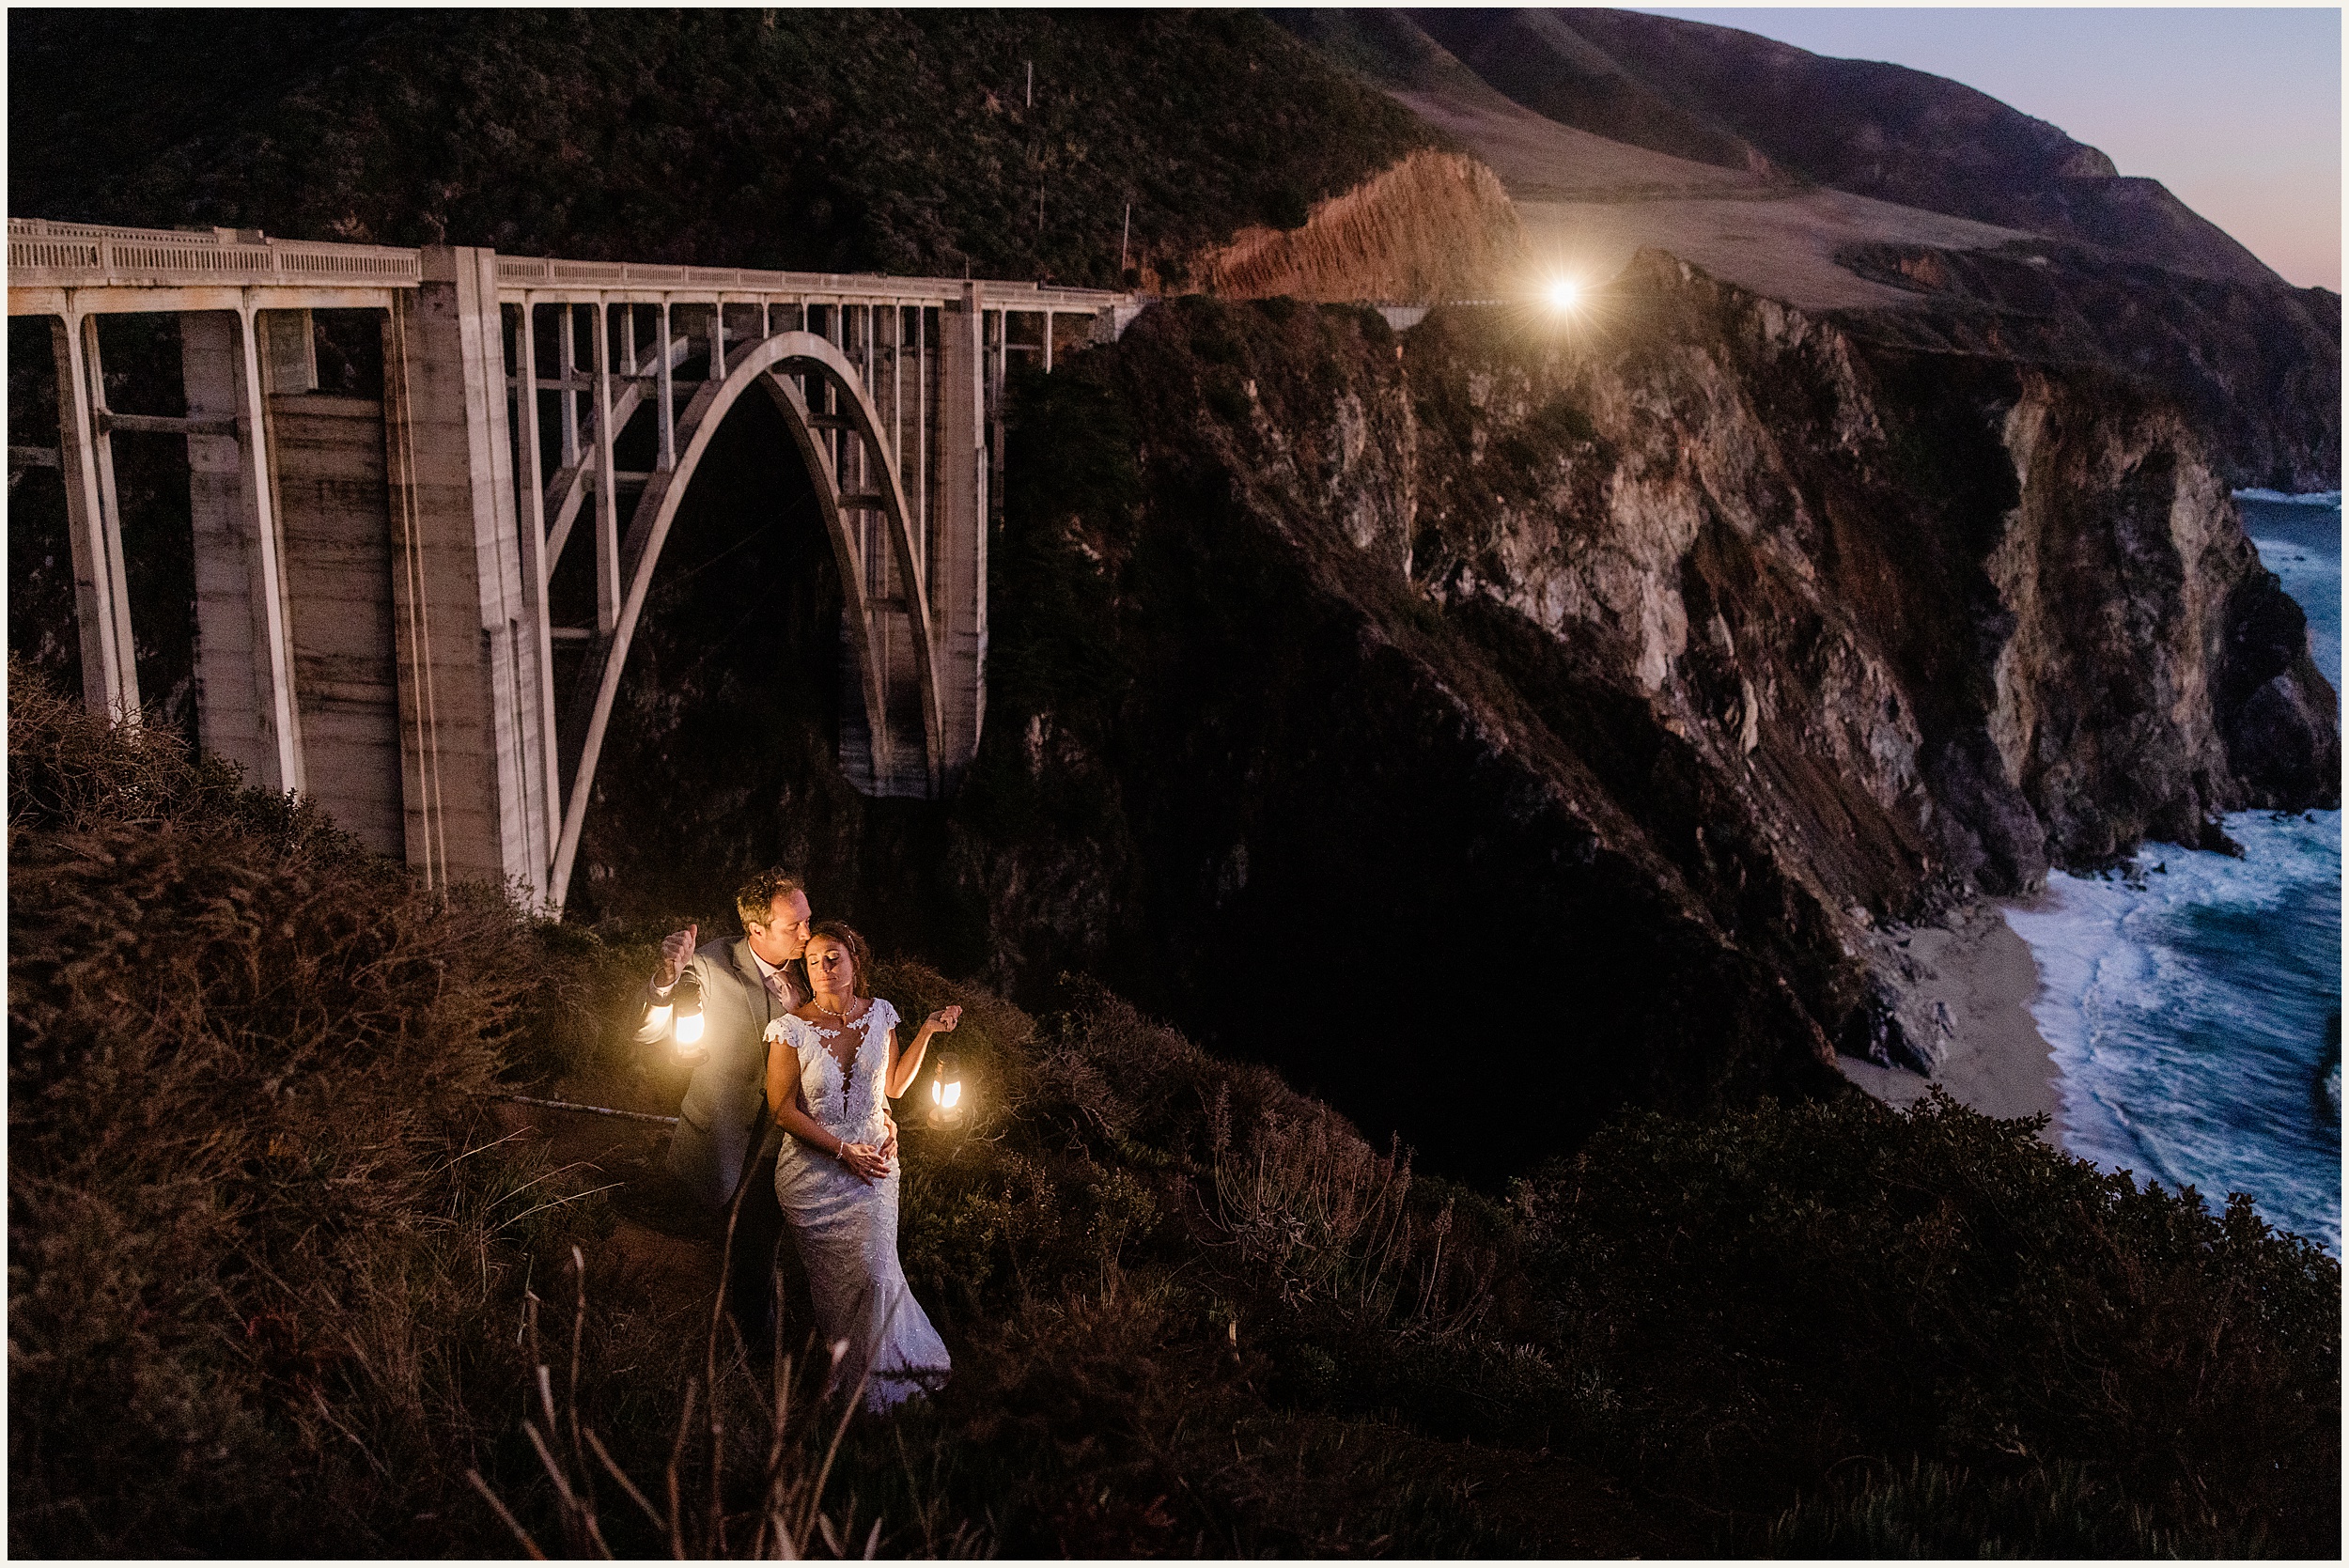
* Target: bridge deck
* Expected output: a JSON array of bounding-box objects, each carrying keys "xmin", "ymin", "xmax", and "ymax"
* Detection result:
[{"xmin": 8, "ymin": 217, "xmax": 1134, "ymax": 317}]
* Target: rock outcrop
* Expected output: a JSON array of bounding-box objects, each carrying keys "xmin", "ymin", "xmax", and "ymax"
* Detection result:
[{"xmin": 939, "ymin": 259, "xmax": 2333, "ymax": 1161}]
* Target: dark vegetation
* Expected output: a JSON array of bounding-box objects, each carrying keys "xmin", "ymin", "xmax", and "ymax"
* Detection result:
[
  {"xmin": 12, "ymin": 661, "xmax": 2335, "ymax": 1555},
  {"xmin": 8, "ymin": 8, "xmax": 1435, "ymax": 286}
]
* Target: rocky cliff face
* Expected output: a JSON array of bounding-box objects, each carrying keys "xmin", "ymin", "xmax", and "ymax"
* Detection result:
[
  {"xmin": 569, "ymin": 257, "xmax": 2334, "ymax": 1182},
  {"xmin": 1834, "ymin": 240, "xmax": 2343, "ymax": 493},
  {"xmin": 921, "ymin": 258, "xmax": 2335, "ymax": 1169}
]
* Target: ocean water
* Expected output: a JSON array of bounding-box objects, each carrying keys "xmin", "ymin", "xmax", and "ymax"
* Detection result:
[{"xmin": 2003, "ymin": 491, "xmax": 2341, "ymax": 1254}]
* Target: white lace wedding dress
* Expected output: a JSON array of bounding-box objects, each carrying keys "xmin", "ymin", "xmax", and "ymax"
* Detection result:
[{"xmin": 767, "ymin": 1000, "xmax": 950, "ymax": 1408}]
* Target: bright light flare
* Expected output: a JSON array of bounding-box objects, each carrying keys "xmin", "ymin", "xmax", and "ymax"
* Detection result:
[
  {"xmin": 674, "ymin": 1010, "xmax": 705, "ymax": 1048},
  {"xmin": 1545, "ymin": 277, "xmax": 1583, "ymax": 315}
]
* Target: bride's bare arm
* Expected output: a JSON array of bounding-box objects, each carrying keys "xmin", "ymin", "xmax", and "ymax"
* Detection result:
[{"xmin": 885, "ymin": 1005, "xmax": 963, "ymax": 1098}]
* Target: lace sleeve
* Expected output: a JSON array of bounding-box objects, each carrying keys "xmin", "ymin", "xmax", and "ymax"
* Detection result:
[
  {"xmin": 871, "ymin": 999, "xmax": 901, "ymax": 1035},
  {"xmin": 764, "ymin": 1014, "xmax": 818, "ymax": 1058}
]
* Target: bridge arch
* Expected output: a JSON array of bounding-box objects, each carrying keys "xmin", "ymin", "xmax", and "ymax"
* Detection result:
[
  {"xmin": 11, "ymin": 221, "xmax": 1141, "ymax": 908},
  {"xmin": 548, "ymin": 329, "xmax": 945, "ymax": 902}
]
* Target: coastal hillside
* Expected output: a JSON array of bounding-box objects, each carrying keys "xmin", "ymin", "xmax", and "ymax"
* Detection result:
[
  {"xmin": 10, "ymin": 11, "xmax": 2343, "ymax": 1556},
  {"xmin": 7, "ymin": 9, "xmax": 1433, "ymax": 285},
  {"xmin": 568, "ymin": 272, "xmax": 2336, "ymax": 1181},
  {"xmin": 11, "ymin": 671, "xmax": 2336, "ymax": 1557},
  {"xmin": 8, "ymin": 6, "xmax": 2332, "ymax": 1172},
  {"xmin": 1280, "ymin": 8, "xmax": 2343, "ymax": 490},
  {"xmin": 1360, "ymin": 7, "xmax": 2278, "ymax": 285}
]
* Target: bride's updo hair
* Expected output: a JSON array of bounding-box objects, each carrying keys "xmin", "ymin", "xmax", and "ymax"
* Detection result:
[{"xmin": 805, "ymin": 919, "xmax": 873, "ymax": 999}]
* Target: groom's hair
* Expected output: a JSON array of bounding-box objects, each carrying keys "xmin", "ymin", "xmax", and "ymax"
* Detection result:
[{"xmin": 734, "ymin": 866, "xmax": 805, "ymax": 929}]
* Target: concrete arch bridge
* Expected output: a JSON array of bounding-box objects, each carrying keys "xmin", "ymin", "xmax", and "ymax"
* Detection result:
[{"xmin": 8, "ymin": 217, "xmax": 1140, "ymax": 908}]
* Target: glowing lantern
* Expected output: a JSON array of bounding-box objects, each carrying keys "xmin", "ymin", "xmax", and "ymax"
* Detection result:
[
  {"xmin": 928, "ymin": 1051, "xmax": 965, "ymax": 1128},
  {"xmin": 671, "ymin": 972, "xmax": 706, "ymax": 1059}
]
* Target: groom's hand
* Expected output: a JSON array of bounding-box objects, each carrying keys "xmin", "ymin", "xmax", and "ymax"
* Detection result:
[
  {"xmin": 654, "ymin": 924, "xmax": 697, "ymax": 991},
  {"xmin": 877, "ymin": 1110, "xmax": 899, "ymax": 1163}
]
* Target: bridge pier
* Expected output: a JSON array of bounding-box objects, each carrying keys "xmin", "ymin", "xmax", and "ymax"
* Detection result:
[
  {"xmin": 47, "ymin": 315, "xmax": 143, "ymax": 726},
  {"xmin": 381, "ymin": 246, "xmax": 556, "ymax": 896},
  {"xmin": 937, "ymin": 285, "xmax": 988, "ymax": 788},
  {"xmin": 180, "ymin": 308, "xmax": 305, "ymax": 796}
]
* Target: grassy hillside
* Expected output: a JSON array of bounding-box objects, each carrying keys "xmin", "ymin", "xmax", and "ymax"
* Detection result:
[
  {"xmin": 8, "ymin": 9, "xmax": 1437, "ymax": 284},
  {"xmin": 11, "ymin": 658, "xmax": 2336, "ymax": 1556}
]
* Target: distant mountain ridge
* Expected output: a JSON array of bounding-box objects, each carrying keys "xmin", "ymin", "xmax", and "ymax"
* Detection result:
[
  {"xmin": 1278, "ymin": 7, "xmax": 2337, "ymax": 490},
  {"xmin": 1291, "ymin": 7, "xmax": 2280, "ymax": 287}
]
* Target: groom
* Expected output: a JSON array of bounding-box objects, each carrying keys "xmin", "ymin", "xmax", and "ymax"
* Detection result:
[{"xmin": 637, "ymin": 866, "xmax": 892, "ymax": 1345}]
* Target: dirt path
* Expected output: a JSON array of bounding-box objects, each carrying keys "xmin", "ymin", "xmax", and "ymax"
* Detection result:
[{"xmin": 491, "ymin": 1091, "xmax": 723, "ymax": 1321}]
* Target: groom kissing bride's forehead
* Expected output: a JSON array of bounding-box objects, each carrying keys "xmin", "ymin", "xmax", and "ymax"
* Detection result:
[
  {"xmin": 739, "ymin": 870, "xmax": 814, "ymax": 970},
  {"xmin": 635, "ymin": 864, "xmax": 957, "ymax": 1408},
  {"xmin": 632, "ymin": 867, "xmax": 851, "ymax": 1343}
]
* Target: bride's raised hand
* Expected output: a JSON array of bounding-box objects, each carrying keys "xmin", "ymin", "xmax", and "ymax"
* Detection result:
[{"xmin": 923, "ymin": 1005, "xmax": 962, "ymax": 1035}]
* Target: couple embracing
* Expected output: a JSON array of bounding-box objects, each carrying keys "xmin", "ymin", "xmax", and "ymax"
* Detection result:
[{"xmin": 635, "ymin": 867, "xmax": 959, "ymax": 1409}]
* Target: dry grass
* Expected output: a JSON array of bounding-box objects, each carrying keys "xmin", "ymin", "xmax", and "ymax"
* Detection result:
[
  {"xmin": 7, "ymin": 657, "xmax": 630, "ymax": 1554},
  {"xmin": 1198, "ymin": 148, "xmax": 1527, "ymax": 303}
]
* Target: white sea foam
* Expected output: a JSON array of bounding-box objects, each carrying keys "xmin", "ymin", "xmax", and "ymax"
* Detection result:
[
  {"xmin": 2006, "ymin": 812, "xmax": 2341, "ymax": 1253},
  {"xmin": 2003, "ymin": 495, "xmax": 2342, "ymax": 1255},
  {"xmin": 2234, "ymin": 488, "xmax": 2342, "ymax": 506}
]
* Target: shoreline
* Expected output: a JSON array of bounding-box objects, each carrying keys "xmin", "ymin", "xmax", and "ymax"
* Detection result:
[{"xmin": 1839, "ymin": 897, "xmax": 2063, "ymax": 1145}]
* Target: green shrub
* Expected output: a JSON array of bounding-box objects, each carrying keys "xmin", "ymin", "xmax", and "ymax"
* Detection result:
[
  {"xmin": 1514, "ymin": 1090, "xmax": 2341, "ymax": 1553},
  {"xmin": 6, "ymin": 659, "xmax": 633, "ymax": 1555}
]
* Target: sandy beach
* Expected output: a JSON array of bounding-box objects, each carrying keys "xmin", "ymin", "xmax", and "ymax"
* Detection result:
[{"xmin": 1839, "ymin": 900, "xmax": 2063, "ymax": 1146}]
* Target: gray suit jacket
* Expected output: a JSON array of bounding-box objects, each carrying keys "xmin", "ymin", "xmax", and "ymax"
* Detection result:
[{"xmin": 635, "ymin": 937, "xmax": 800, "ymax": 1210}]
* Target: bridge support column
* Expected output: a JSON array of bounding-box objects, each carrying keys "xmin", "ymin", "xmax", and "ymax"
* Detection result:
[
  {"xmin": 383, "ymin": 246, "xmax": 553, "ymax": 901},
  {"xmin": 181, "ymin": 308, "xmax": 305, "ymax": 794},
  {"xmin": 931, "ymin": 285, "xmax": 988, "ymax": 787},
  {"xmin": 49, "ymin": 315, "xmax": 141, "ymax": 725}
]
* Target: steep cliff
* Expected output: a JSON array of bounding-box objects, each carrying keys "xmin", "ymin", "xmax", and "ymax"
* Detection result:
[
  {"xmin": 571, "ymin": 259, "xmax": 2331, "ymax": 1177},
  {"xmin": 948, "ymin": 262, "xmax": 2330, "ymax": 1149}
]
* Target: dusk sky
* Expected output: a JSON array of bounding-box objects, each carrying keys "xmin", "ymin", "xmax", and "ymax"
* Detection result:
[{"xmin": 1641, "ymin": 8, "xmax": 2342, "ymax": 290}]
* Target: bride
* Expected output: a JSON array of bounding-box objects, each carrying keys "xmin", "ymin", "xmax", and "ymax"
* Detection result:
[{"xmin": 761, "ymin": 919, "xmax": 958, "ymax": 1408}]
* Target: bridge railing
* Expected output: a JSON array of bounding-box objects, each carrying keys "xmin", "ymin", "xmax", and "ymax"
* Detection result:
[
  {"xmin": 11, "ymin": 216, "xmax": 1140, "ymax": 316},
  {"xmin": 8, "ymin": 217, "xmax": 422, "ymax": 289},
  {"xmin": 493, "ymin": 251, "xmax": 1136, "ymax": 314}
]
